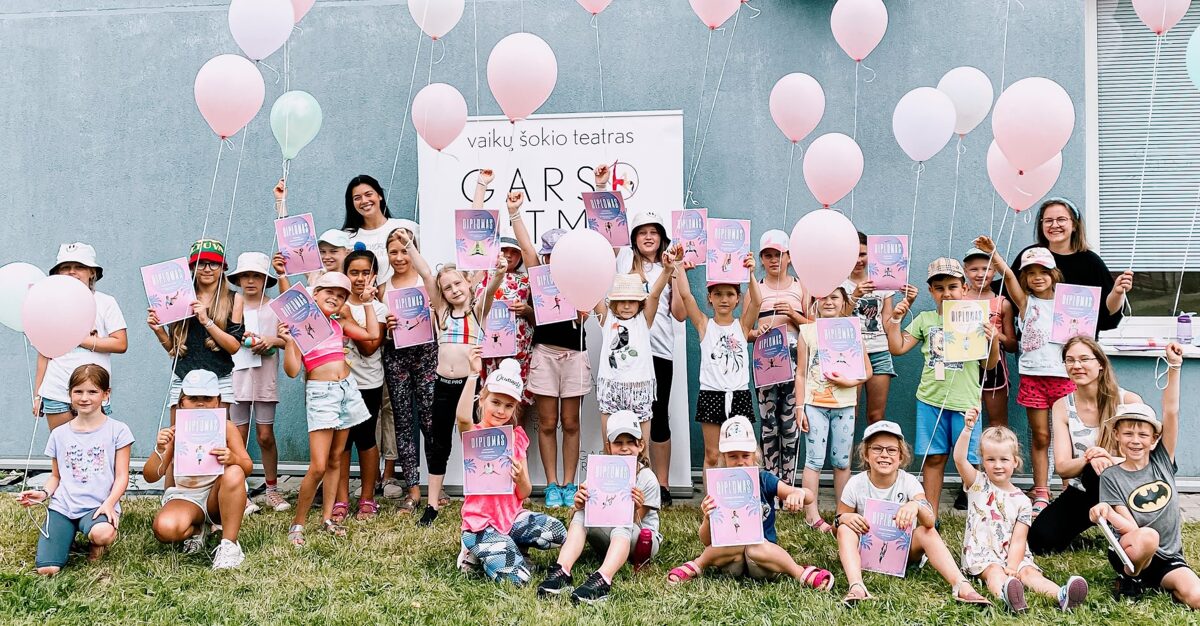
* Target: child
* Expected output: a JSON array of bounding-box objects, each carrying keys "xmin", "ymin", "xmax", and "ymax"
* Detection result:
[
  {"xmin": 335, "ymin": 249, "xmax": 389, "ymax": 521},
  {"xmin": 842, "ymin": 232, "xmax": 894, "ymax": 424},
  {"xmin": 665, "ymin": 416, "xmax": 833, "ymax": 590},
  {"xmin": 1092, "ymin": 343, "xmax": 1200, "ymax": 609},
  {"xmin": 34, "ymin": 242, "xmax": 128, "ymax": 430},
  {"xmin": 796, "ymin": 287, "xmax": 872, "ymax": 532},
  {"xmin": 594, "ymin": 250, "xmax": 677, "ymax": 442},
  {"xmin": 142, "ymin": 369, "xmax": 252, "ymax": 569},
  {"xmin": 677, "ymin": 251, "xmax": 762, "ymax": 473},
  {"xmin": 280, "ymin": 272, "xmax": 379, "ymax": 545},
  {"xmin": 953, "ymin": 408, "xmax": 1088, "ymax": 611},
  {"xmin": 317, "ymin": 230, "xmax": 350, "ymax": 278},
  {"xmin": 227, "ymin": 252, "xmax": 288, "ymax": 513},
  {"xmin": 961, "ymin": 247, "xmax": 1017, "ymax": 429},
  {"xmin": 884, "ymin": 258, "xmax": 1000, "ymax": 512},
  {"xmin": 837, "ymin": 421, "xmax": 989, "ymax": 605},
  {"xmin": 458, "ymin": 351, "xmax": 567, "ymax": 586},
  {"xmin": 18, "ymin": 365, "xmax": 132, "ymax": 575},
  {"xmin": 755, "ymin": 229, "xmax": 810, "ymax": 479},
  {"xmin": 976, "ymin": 238, "xmax": 1074, "ymax": 517},
  {"xmin": 538, "ymin": 410, "xmax": 662, "ymax": 604}
]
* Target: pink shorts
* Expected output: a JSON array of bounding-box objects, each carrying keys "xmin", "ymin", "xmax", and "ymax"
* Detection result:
[
  {"xmin": 527, "ymin": 344, "xmax": 592, "ymax": 398},
  {"xmin": 1017, "ymin": 374, "xmax": 1076, "ymax": 410}
]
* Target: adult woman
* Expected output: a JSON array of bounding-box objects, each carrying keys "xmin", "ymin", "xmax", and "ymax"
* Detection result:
[
  {"xmin": 33, "ymin": 243, "xmax": 128, "ymax": 430},
  {"xmin": 1011, "ymin": 198, "xmax": 1132, "ymax": 334},
  {"xmin": 1026, "ymin": 336, "xmax": 1141, "ymax": 554},
  {"xmin": 342, "ymin": 174, "xmax": 420, "ymax": 285}
]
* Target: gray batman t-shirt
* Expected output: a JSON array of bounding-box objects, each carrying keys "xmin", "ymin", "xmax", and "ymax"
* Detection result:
[{"xmin": 1099, "ymin": 445, "xmax": 1181, "ymax": 559}]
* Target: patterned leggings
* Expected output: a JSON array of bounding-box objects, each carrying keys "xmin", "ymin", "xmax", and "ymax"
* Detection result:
[
  {"xmin": 758, "ymin": 378, "xmax": 799, "ymax": 481},
  {"xmin": 382, "ymin": 341, "xmax": 437, "ymax": 489},
  {"xmin": 461, "ymin": 511, "xmax": 567, "ymax": 585}
]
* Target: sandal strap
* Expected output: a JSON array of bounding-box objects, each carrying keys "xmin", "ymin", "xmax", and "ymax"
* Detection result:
[{"xmin": 358, "ymin": 499, "xmax": 380, "ymax": 513}]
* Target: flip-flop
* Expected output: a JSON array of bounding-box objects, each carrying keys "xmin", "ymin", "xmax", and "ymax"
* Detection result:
[
  {"xmin": 667, "ymin": 560, "xmax": 702, "ymax": 585},
  {"xmin": 843, "ymin": 582, "xmax": 872, "ymax": 606}
]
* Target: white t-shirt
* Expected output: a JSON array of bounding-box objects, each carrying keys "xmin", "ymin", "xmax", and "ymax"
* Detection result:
[
  {"xmin": 841, "ymin": 279, "xmax": 893, "ymax": 354},
  {"xmin": 1018, "ymin": 295, "xmax": 1067, "ymax": 377},
  {"xmin": 346, "ymin": 218, "xmax": 419, "ymax": 285},
  {"xmin": 38, "ymin": 291, "xmax": 127, "ymax": 402},
  {"xmin": 616, "ymin": 248, "xmax": 675, "ymax": 359},
  {"xmin": 346, "ymin": 300, "xmax": 388, "ymax": 389},
  {"xmin": 840, "ymin": 470, "xmax": 925, "ymax": 513}
]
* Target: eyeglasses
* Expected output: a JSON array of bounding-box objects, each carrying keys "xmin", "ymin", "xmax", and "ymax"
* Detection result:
[
  {"xmin": 195, "ymin": 261, "xmax": 222, "ymax": 270},
  {"xmin": 1041, "ymin": 217, "xmax": 1071, "ymax": 227},
  {"xmin": 1064, "ymin": 357, "xmax": 1098, "ymax": 366},
  {"xmin": 868, "ymin": 445, "xmax": 900, "ymax": 456}
]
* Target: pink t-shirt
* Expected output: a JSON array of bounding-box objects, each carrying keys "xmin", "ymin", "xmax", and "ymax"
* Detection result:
[{"xmin": 460, "ymin": 423, "xmax": 530, "ymax": 534}]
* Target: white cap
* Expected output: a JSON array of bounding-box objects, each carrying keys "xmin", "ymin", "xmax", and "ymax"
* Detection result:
[
  {"xmin": 180, "ymin": 369, "xmax": 221, "ymax": 397},
  {"xmin": 318, "ymin": 229, "xmax": 351, "ymax": 249},
  {"xmin": 312, "ymin": 271, "xmax": 352, "ymax": 293},
  {"xmin": 718, "ymin": 415, "xmax": 757, "ymax": 453},
  {"xmin": 758, "ymin": 229, "xmax": 789, "ymax": 253},
  {"xmin": 484, "ymin": 359, "xmax": 524, "ymax": 400},
  {"xmin": 606, "ymin": 410, "xmax": 643, "ymax": 442},
  {"xmin": 227, "ymin": 252, "xmax": 278, "ymax": 288},
  {"xmin": 863, "ymin": 420, "xmax": 905, "ymax": 443},
  {"xmin": 51, "ymin": 242, "xmax": 103, "ymax": 281}
]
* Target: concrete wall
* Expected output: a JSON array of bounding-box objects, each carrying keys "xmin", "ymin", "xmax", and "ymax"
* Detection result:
[{"xmin": 3, "ymin": 0, "xmax": 1190, "ymax": 474}]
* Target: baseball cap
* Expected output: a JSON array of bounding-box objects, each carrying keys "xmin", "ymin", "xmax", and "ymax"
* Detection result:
[
  {"xmin": 180, "ymin": 369, "xmax": 220, "ymax": 397},
  {"xmin": 863, "ymin": 420, "xmax": 906, "ymax": 443},
  {"xmin": 1112, "ymin": 403, "xmax": 1162, "ymax": 434},
  {"xmin": 758, "ymin": 229, "xmax": 789, "ymax": 253},
  {"xmin": 312, "ymin": 271, "xmax": 352, "ymax": 293},
  {"xmin": 606, "ymin": 410, "xmax": 643, "ymax": 442},
  {"xmin": 926, "ymin": 257, "xmax": 965, "ymax": 282},
  {"xmin": 1019, "ymin": 247, "xmax": 1057, "ymax": 270},
  {"xmin": 718, "ymin": 415, "xmax": 757, "ymax": 453},
  {"xmin": 189, "ymin": 239, "xmax": 227, "ymax": 268},
  {"xmin": 539, "ymin": 229, "xmax": 567, "ymax": 256},
  {"xmin": 318, "ymin": 229, "xmax": 351, "ymax": 249},
  {"xmin": 484, "ymin": 359, "xmax": 524, "ymax": 400},
  {"xmin": 963, "ymin": 247, "xmax": 991, "ymax": 263}
]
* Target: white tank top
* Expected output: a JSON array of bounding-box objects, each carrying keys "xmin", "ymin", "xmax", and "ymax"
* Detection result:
[
  {"xmin": 699, "ymin": 319, "xmax": 749, "ymax": 392},
  {"xmin": 1065, "ymin": 387, "xmax": 1126, "ymax": 491},
  {"xmin": 598, "ymin": 311, "xmax": 655, "ymax": 383}
]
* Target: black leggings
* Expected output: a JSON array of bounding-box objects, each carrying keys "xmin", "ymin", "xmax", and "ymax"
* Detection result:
[
  {"xmin": 1027, "ymin": 464, "xmax": 1100, "ymax": 555},
  {"xmin": 650, "ymin": 356, "xmax": 673, "ymax": 443},
  {"xmin": 428, "ymin": 377, "xmax": 466, "ymax": 475},
  {"xmin": 345, "ymin": 385, "xmax": 383, "ymax": 452}
]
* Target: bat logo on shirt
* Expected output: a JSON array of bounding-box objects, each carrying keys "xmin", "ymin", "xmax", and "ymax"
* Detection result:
[{"xmin": 1127, "ymin": 480, "xmax": 1172, "ymax": 514}]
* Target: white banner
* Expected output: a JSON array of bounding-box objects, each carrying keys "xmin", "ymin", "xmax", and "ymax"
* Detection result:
[{"xmin": 417, "ymin": 110, "xmax": 692, "ymax": 490}]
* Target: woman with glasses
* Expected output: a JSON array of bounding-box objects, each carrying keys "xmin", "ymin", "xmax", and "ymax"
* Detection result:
[
  {"xmin": 1010, "ymin": 198, "xmax": 1133, "ymax": 335},
  {"xmin": 1026, "ymin": 336, "xmax": 1141, "ymax": 554}
]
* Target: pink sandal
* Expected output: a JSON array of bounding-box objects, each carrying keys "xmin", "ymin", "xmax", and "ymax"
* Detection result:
[
  {"xmin": 356, "ymin": 499, "xmax": 379, "ymax": 521},
  {"xmin": 807, "ymin": 518, "xmax": 835, "ymax": 535},
  {"xmin": 800, "ymin": 565, "xmax": 834, "ymax": 591},
  {"xmin": 330, "ymin": 501, "xmax": 349, "ymax": 524},
  {"xmin": 667, "ymin": 560, "xmax": 702, "ymax": 585}
]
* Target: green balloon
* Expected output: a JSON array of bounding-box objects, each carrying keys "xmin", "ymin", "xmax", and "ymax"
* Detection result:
[{"xmin": 270, "ymin": 90, "xmax": 323, "ymax": 160}]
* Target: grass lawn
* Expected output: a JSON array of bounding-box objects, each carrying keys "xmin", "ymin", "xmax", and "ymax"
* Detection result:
[{"xmin": 0, "ymin": 497, "xmax": 1196, "ymax": 625}]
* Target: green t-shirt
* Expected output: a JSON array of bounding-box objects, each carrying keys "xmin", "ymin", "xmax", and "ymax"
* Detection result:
[{"xmin": 905, "ymin": 310, "xmax": 982, "ymax": 411}]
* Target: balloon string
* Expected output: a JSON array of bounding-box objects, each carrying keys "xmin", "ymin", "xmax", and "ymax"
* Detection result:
[
  {"xmin": 849, "ymin": 61, "xmax": 860, "ymax": 219},
  {"xmin": 387, "ymin": 25, "xmax": 428, "ymax": 195},
  {"xmin": 594, "ymin": 12, "xmax": 611, "ymax": 162},
  {"xmin": 1128, "ymin": 33, "xmax": 1164, "ymax": 272},
  {"xmin": 222, "ymin": 128, "xmax": 251, "ymax": 256},
  {"xmin": 472, "ymin": 0, "xmax": 481, "ymax": 117},
  {"xmin": 20, "ymin": 335, "xmax": 50, "ymax": 539},
  {"xmin": 433, "ymin": 38, "xmax": 447, "ymax": 65},
  {"xmin": 427, "ymin": 34, "xmax": 436, "ymax": 86},
  {"xmin": 686, "ymin": 5, "xmax": 742, "ymax": 207},
  {"xmin": 948, "ymin": 135, "xmax": 964, "ymax": 256},
  {"xmin": 744, "ymin": 1, "xmax": 761, "ymax": 18},
  {"xmin": 782, "ymin": 142, "xmax": 797, "ymax": 230},
  {"xmin": 999, "ymin": 0, "xmax": 1012, "ymax": 93},
  {"xmin": 907, "ymin": 162, "xmax": 925, "ymax": 256},
  {"xmin": 1172, "ymin": 184, "xmax": 1200, "ymax": 315},
  {"xmin": 686, "ymin": 29, "xmax": 714, "ymax": 203}
]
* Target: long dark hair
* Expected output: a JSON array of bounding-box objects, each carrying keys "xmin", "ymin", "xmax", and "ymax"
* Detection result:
[
  {"xmin": 342, "ymin": 175, "xmax": 392, "ymax": 233},
  {"xmin": 1034, "ymin": 198, "xmax": 1089, "ymax": 253}
]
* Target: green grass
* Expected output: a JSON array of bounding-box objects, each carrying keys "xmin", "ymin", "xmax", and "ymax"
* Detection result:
[{"xmin": 0, "ymin": 497, "xmax": 1196, "ymax": 625}]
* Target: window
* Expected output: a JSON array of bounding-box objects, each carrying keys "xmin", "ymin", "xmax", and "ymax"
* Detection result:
[{"xmin": 1089, "ymin": 0, "xmax": 1200, "ymax": 319}]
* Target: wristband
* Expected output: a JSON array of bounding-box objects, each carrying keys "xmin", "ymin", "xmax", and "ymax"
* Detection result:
[{"xmin": 204, "ymin": 320, "xmax": 216, "ymax": 329}]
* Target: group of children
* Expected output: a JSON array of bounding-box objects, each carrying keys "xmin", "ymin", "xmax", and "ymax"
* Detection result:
[{"xmin": 14, "ymin": 167, "xmax": 1199, "ymax": 611}]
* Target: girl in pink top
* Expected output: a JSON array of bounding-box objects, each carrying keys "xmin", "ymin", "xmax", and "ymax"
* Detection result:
[{"xmin": 457, "ymin": 349, "xmax": 566, "ymax": 586}]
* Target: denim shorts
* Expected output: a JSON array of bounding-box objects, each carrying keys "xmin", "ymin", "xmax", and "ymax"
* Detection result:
[
  {"xmin": 305, "ymin": 377, "xmax": 371, "ymax": 432},
  {"xmin": 868, "ymin": 350, "xmax": 896, "ymax": 377},
  {"xmin": 41, "ymin": 397, "xmax": 112, "ymax": 416}
]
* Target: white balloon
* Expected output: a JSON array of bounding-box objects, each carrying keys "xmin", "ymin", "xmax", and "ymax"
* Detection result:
[
  {"xmin": 892, "ymin": 87, "xmax": 957, "ymax": 162},
  {"xmin": 937, "ymin": 66, "xmax": 994, "ymax": 136},
  {"xmin": 0, "ymin": 262, "xmax": 46, "ymax": 332},
  {"xmin": 228, "ymin": 0, "xmax": 294, "ymax": 61},
  {"xmin": 408, "ymin": 0, "xmax": 465, "ymax": 40}
]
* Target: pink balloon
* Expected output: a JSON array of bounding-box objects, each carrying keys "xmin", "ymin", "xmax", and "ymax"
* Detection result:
[
  {"xmin": 992, "ymin": 77, "xmax": 1075, "ymax": 174},
  {"xmin": 830, "ymin": 0, "xmax": 888, "ymax": 62},
  {"xmin": 802, "ymin": 133, "xmax": 864, "ymax": 208},
  {"xmin": 21, "ymin": 276, "xmax": 97, "ymax": 359},
  {"xmin": 1132, "ymin": 0, "xmax": 1191, "ymax": 35},
  {"xmin": 789, "ymin": 209, "xmax": 860, "ymax": 298},
  {"xmin": 577, "ymin": 0, "xmax": 613, "ymax": 15},
  {"xmin": 986, "ymin": 141, "xmax": 1062, "ymax": 214},
  {"xmin": 412, "ymin": 83, "xmax": 468, "ymax": 151},
  {"xmin": 194, "ymin": 54, "xmax": 266, "ymax": 139},
  {"xmin": 769, "ymin": 73, "xmax": 825, "ymax": 144},
  {"xmin": 487, "ymin": 33, "xmax": 558, "ymax": 123},
  {"xmin": 292, "ymin": 0, "xmax": 316, "ymax": 23},
  {"xmin": 228, "ymin": 0, "xmax": 294, "ymax": 61},
  {"xmin": 689, "ymin": 0, "xmax": 741, "ymax": 29},
  {"xmin": 892, "ymin": 87, "xmax": 957, "ymax": 162},
  {"xmin": 549, "ymin": 229, "xmax": 616, "ymax": 310}
]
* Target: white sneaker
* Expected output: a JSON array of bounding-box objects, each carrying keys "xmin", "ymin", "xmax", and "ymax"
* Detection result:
[
  {"xmin": 264, "ymin": 488, "xmax": 291, "ymax": 511},
  {"xmin": 382, "ymin": 479, "xmax": 405, "ymax": 499},
  {"xmin": 182, "ymin": 524, "xmax": 208, "ymax": 555},
  {"xmin": 211, "ymin": 539, "xmax": 245, "ymax": 570},
  {"xmin": 243, "ymin": 498, "xmax": 261, "ymax": 518}
]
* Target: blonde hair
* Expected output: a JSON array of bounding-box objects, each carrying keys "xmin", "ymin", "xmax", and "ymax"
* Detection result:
[
  {"xmin": 979, "ymin": 426, "xmax": 1023, "ymax": 470},
  {"xmin": 717, "ymin": 448, "xmax": 763, "ymax": 467},
  {"xmin": 855, "ymin": 433, "xmax": 913, "ymax": 470},
  {"xmin": 166, "ymin": 273, "xmax": 236, "ymax": 358},
  {"xmin": 433, "ymin": 264, "xmax": 477, "ymax": 331},
  {"xmin": 473, "ymin": 386, "xmax": 525, "ymax": 425}
]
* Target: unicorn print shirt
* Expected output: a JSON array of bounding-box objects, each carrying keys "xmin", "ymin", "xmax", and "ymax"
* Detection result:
[
  {"xmin": 960, "ymin": 473, "xmax": 1035, "ymax": 576},
  {"xmin": 698, "ymin": 319, "xmax": 749, "ymax": 392},
  {"xmin": 44, "ymin": 417, "xmax": 135, "ymax": 519},
  {"xmin": 1018, "ymin": 296, "xmax": 1067, "ymax": 377}
]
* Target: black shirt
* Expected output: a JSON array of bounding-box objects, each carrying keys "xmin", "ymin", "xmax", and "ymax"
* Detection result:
[
  {"xmin": 1011, "ymin": 246, "xmax": 1123, "ymax": 333},
  {"xmin": 532, "ymin": 319, "xmax": 587, "ymax": 351},
  {"xmin": 172, "ymin": 316, "xmax": 245, "ymax": 379}
]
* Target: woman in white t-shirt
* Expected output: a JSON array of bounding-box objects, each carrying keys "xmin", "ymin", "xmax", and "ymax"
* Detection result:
[
  {"xmin": 33, "ymin": 243, "xmax": 128, "ymax": 430},
  {"xmin": 341, "ymin": 174, "xmax": 419, "ymax": 285}
]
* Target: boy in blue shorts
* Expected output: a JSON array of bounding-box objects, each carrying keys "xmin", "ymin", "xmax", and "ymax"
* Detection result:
[{"xmin": 884, "ymin": 258, "xmax": 1000, "ymax": 514}]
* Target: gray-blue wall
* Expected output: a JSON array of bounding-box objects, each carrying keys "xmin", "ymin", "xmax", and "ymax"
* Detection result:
[{"xmin": 3, "ymin": 0, "xmax": 1193, "ymax": 474}]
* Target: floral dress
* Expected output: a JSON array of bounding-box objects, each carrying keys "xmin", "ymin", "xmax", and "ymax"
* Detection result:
[{"xmin": 475, "ymin": 271, "xmax": 534, "ymax": 404}]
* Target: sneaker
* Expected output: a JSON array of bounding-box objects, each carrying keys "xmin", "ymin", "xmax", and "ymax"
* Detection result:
[
  {"xmin": 544, "ymin": 484, "xmax": 563, "ymax": 508},
  {"xmin": 243, "ymin": 498, "xmax": 261, "ymax": 518},
  {"xmin": 418, "ymin": 504, "xmax": 439, "ymax": 527},
  {"xmin": 382, "ymin": 479, "xmax": 405, "ymax": 499},
  {"xmin": 632, "ymin": 528, "xmax": 655, "ymax": 571},
  {"xmin": 264, "ymin": 488, "xmax": 291, "ymax": 512},
  {"xmin": 1001, "ymin": 576, "xmax": 1027, "ymax": 613},
  {"xmin": 1058, "ymin": 575, "xmax": 1088, "ymax": 610},
  {"xmin": 211, "ymin": 539, "xmax": 245, "ymax": 570},
  {"xmin": 537, "ymin": 563, "xmax": 574, "ymax": 597},
  {"xmin": 561, "ymin": 483, "xmax": 578, "ymax": 508},
  {"xmin": 457, "ymin": 547, "xmax": 481, "ymax": 575},
  {"xmin": 953, "ymin": 489, "xmax": 968, "ymax": 511},
  {"xmin": 182, "ymin": 524, "xmax": 208, "ymax": 555},
  {"xmin": 571, "ymin": 571, "xmax": 612, "ymax": 605},
  {"xmin": 659, "ymin": 485, "xmax": 673, "ymax": 507}
]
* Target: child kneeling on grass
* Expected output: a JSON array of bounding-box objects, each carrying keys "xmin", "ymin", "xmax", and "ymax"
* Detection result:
[
  {"xmin": 458, "ymin": 352, "xmax": 566, "ymax": 586},
  {"xmin": 837, "ymin": 420, "xmax": 988, "ymax": 606},
  {"xmin": 1091, "ymin": 343, "xmax": 1200, "ymax": 609},
  {"xmin": 666, "ymin": 416, "xmax": 834, "ymax": 590},
  {"xmin": 142, "ymin": 369, "xmax": 253, "ymax": 570},
  {"xmin": 953, "ymin": 408, "xmax": 1088, "ymax": 612},
  {"xmin": 538, "ymin": 410, "xmax": 662, "ymax": 604}
]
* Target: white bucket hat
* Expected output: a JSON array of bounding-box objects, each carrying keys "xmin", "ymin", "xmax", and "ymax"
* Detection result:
[
  {"xmin": 50, "ymin": 242, "xmax": 103, "ymax": 281},
  {"xmin": 629, "ymin": 210, "xmax": 669, "ymax": 237},
  {"xmin": 608, "ymin": 273, "xmax": 648, "ymax": 301},
  {"xmin": 227, "ymin": 252, "xmax": 278, "ymax": 288}
]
